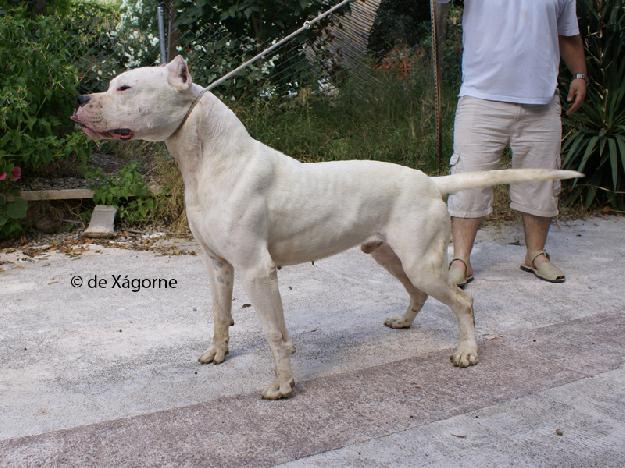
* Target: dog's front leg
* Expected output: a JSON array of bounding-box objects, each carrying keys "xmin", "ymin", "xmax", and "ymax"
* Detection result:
[
  {"xmin": 198, "ymin": 254, "xmax": 234, "ymax": 365},
  {"xmin": 242, "ymin": 261, "xmax": 295, "ymax": 400}
]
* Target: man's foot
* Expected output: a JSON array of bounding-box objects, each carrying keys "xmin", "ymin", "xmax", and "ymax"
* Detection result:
[
  {"xmin": 448, "ymin": 258, "xmax": 474, "ymax": 289},
  {"xmin": 521, "ymin": 250, "xmax": 565, "ymax": 283}
]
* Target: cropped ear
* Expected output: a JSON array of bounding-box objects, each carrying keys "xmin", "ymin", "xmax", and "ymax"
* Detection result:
[{"xmin": 166, "ymin": 55, "xmax": 192, "ymax": 91}]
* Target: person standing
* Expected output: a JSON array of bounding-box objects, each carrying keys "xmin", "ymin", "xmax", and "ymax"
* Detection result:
[{"xmin": 437, "ymin": 0, "xmax": 587, "ymax": 286}]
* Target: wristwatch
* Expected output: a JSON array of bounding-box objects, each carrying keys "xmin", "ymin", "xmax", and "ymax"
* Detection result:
[{"xmin": 573, "ymin": 72, "xmax": 587, "ymax": 81}]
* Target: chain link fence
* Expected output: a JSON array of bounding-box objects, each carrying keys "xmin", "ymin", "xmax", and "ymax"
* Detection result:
[{"xmin": 173, "ymin": 0, "xmax": 462, "ymax": 172}]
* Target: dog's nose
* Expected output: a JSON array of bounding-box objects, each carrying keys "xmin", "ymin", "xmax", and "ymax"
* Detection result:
[{"xmin": 77, "ymin": 95, "xmax": 91, "ymax": 106}]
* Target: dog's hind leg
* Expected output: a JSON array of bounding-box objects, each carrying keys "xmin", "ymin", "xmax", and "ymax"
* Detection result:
[
  {"xmin": 241, "ymin": 255, "xmax": 295, "ymax": 399},
  {"xmin": 364, "ymin": 242, "xmax": 428, "ymax": 329},
  {"xmin": 396, "ymin": 258, "xmax": 478, "ymax": 367},
  {"xmin": 279, "ymin": 311, "xmax": 296, "ymax": 354},
  {"xmin": 198, "ymin": 252, "xmax": 235, "ymax": 365},
  {"xmin": 409, "ymin": 272, "xmax": 478, "ymax": 367},
  {"xmin": 387, "ymin": 207, "xmax": 478, "ymax": 367}
]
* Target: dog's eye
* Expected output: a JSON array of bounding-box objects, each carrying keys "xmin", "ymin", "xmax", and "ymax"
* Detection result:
[{"xmin": 117, "ymin": 85, "xmax": 132, "ymax": 92}]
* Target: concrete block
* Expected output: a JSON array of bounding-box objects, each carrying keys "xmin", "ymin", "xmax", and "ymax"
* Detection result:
[{"xmin": 83, "ymin": 205, "xmax": 116, "ymax": 238}]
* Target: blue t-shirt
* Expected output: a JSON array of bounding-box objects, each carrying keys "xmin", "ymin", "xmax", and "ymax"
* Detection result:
[{"xmin": 438, "ymin": 0, "xmax": 580, "ymax": 104}]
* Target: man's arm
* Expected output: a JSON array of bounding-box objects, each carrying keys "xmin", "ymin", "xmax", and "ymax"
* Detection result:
[{"xmin": 559, "ymin": 34, "xmax": 587, "ymax": 115}]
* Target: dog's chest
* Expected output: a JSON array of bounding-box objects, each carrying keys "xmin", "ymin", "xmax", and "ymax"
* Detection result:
[{"xmin": 186, "ymin": 202, "xmax": 228, "ymax": 253}]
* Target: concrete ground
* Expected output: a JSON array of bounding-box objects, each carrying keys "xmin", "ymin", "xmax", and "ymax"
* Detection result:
[{"xmin": 1, "ymin": 216, "xmax": 624, "ymax": 467}]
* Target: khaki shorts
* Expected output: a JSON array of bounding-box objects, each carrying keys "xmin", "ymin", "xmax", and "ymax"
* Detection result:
[{"xmin": 447, "ymin": 95, "xmax": 562, "ymax": 218}]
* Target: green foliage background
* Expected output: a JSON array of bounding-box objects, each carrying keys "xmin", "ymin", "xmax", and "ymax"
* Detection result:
[
  {"xmin": 560, "ymin": 0, "xmax": 625, "ymax": 209},
  {"xmin": 368, "ymin": 0, "xmax": 431, "ymax": 58},
  {"xmin": 89, "ymin": 163, "xmax": 156, "ymax": 224},
  {"xmin": 0, "ymin": 3, "xmax": 90, "ymax": 237},
  {"xmin": 0, "ymin": 0, "xmax": 158, "ymax": 238},
  {"xmin": 0, "ymin": 0, "xmax": 623, "ymax": 240}
]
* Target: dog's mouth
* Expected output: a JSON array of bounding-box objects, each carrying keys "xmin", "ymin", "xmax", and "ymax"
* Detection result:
[
  {"xmin": 71, "ymin": 114, "xmax": 134, "ymax": 141},
  {"xmin": 107, "ymin": 128, "xmax": 134, "ymax": 140},
  {"xmin": 80, "ymin": 124, "xmax": 134, "ymax": 141}
]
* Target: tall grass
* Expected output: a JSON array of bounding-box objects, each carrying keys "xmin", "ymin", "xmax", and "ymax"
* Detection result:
[{"xmin": 234, "ymin": 60, "xmax": 457, "ymax": 175}]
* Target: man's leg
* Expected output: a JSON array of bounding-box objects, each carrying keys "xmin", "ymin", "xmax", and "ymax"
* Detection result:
[
  {"xmin": 450, "ymin": 217, "xmax": 482, "ymax": 280},
  {"xmin": 522, "ymin": 214, "xmax": 551, "ymax": 269},
  {"xmin": 510, "ymin": 95, "xmax": 565, "ymax": 281},
  {"xmin": 447, "ymin": 96, "xmax": 512, "ymax": 286}
]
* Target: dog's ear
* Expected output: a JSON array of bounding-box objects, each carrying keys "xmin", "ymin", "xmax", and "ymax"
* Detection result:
[{"xmin": 166, "ymin": 55, "xmax": 192, "ymax": 91}]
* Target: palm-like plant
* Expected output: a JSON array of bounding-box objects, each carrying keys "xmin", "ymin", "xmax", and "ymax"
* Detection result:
[{"xmin": 561, "ymin": 0, "xmax": 625, "ymax": 209}]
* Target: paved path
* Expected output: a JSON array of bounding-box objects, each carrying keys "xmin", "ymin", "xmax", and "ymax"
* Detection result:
[{"xmin": 1, "ymin": 217, "xmax": 624, "ymax": 466}]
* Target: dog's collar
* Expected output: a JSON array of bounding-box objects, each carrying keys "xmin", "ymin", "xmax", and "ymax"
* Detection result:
[{"xmin": 169, "ymin": 88, "xmax": 208, "ymax": 139}]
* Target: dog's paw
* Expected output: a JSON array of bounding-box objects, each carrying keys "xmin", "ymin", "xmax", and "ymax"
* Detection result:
[
  {"xmin": 384, "ymin": 316, "xmax": 413, "ymax": 329},
  {"xmin": 285, "ymin": 340, "xmax": 296, "ymax": 354},
  {"xmin": 450, "ymin": 344, "xmax": 479, "ymax": 368},
  {"xmin": 198, "ymin": 343, "xmax": 228, "ymax": 365},
  {"xmin": 261, "ymin": 378, "xmax": 295, "ymax": 400}
]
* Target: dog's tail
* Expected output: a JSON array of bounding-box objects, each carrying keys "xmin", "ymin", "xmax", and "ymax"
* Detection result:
[{"xmin": 432, "ymin": 169, "xmax": 583, "ymax": 195}]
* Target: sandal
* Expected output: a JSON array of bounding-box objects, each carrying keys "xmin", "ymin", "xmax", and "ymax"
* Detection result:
[
  {"xmin": 520, "ymin": 250, "xmax": 565, "ymax": 283},
  {"xmin": 449, "ymin": 257, "xmax": 474, "ymax": 289}
]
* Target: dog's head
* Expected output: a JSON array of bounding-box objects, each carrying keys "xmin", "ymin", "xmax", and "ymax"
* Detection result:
[{"xmin": 71, "ymin": 56, "xmax": 196, "ymax": 141}]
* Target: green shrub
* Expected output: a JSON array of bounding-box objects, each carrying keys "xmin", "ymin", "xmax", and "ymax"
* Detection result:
[
  {"xmin": 0, "ymin": 5, "xmax": 94, "ymax": 238},
  {"xmin": 174, "ymin": 0, "xmax": 336, "ymax": 98},
  {"xmin": 64, "ymin": 0, "xmax": 123, "ymax": 93},
  {"xmin": 88, "ymin": 164, "xmax": 156, "ymax": 224},
  {"xmin": 0, "ymin": 8, "xmax": 90, "ymax": 172},
  {"xmin": 107, "ymin": 0, "xmax": 161, "ymax": 70},
  {"xmin": 561, "ymin": 0, "xmax": 625, "ymax": 209},
  {"xmin": 0, "ymin": 192, "xmax": 28, "ymax": 239},
  {"xmin": 368, "ymin": 0, "xmax": 431, "ymax": 59}
]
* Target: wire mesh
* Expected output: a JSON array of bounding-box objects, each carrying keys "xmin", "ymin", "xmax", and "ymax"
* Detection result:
[{"xmin": 178, "ymin": 0, "xmax": 459, "ymax": 172}]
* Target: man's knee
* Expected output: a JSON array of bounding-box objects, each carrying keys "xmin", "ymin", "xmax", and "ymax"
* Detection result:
[{"xmin": 448, "ymin": 188, "xmax": 494, "ymax": 218}]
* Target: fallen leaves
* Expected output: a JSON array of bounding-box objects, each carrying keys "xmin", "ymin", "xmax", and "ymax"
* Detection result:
[{"xmin": 0, "ymin": 231, "xmax": 197, "ymax": 262}]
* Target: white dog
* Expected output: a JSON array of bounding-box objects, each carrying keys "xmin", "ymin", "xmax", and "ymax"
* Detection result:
[{"xmin": 72, "ymin": 56, "xmax": 581, "ymax": 399}]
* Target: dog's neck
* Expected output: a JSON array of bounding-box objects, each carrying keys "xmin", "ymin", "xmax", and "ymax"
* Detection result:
[{"xmin": 165, "ymin": 89, "xmax": 254, "ymax": 193}]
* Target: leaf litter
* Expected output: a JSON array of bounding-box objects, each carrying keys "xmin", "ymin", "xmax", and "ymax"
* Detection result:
[{"xmin": 0, "ymin": 231, "xmax": 197, "ymax": 272}]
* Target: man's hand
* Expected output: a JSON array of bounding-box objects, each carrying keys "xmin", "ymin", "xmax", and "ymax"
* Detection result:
[
  {"xmin": 566, "ymin": 78, "xmax": 586, "ymax": 115},
  {"xmin": 559, "ymin": 34, "xmax": 587, "ymax": 116}
]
